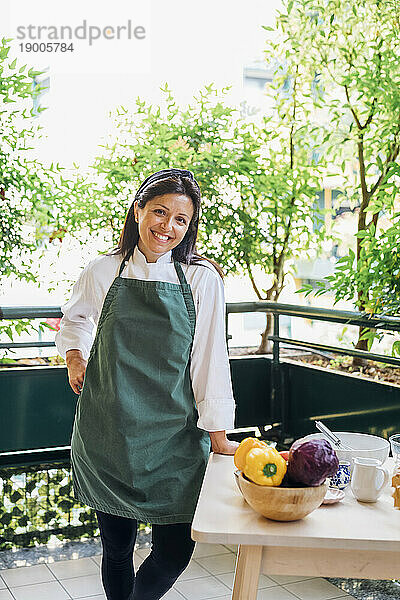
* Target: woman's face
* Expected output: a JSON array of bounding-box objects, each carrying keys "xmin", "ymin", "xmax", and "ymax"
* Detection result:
[{"xmin": 134, "ymin": 193, "xmax": 194, "ymax": 263}]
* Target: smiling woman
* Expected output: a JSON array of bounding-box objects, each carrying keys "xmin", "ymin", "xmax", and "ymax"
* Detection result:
[
  {"xmin": 133, "ymin": 194, "xmax": 194, "ymax": 263},
  {"xmin": 107, "ymin": 167, "xmax": 225, "ymax": 277},
  {"xmin": 55, "ymin": 167, "xmax": 238, "ymax": 599}
]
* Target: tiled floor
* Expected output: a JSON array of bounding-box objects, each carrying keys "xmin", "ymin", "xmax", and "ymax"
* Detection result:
[{"xmin": 0, "ymin": 542, "xmax": 355, "ymax": 600}]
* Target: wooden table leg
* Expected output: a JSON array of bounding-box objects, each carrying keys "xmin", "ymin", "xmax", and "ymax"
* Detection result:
[{"xmin": 231, "ymin": 544, "xmax": 262, "ymax": 600}]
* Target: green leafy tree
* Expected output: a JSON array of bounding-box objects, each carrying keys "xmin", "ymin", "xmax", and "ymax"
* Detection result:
[
  {"xmin": 0, "ymin": 37, "xmax": 46, "ymax": 282},
  {"xmin": 86, "ymin": 83, "xmax": 327, "ymax": 352},
  {"xmin": 0, "ymin": 38, "xmax": 93, "ymax": 359},
  {"xmin": 253, "ymin": 27, "xmax": 330, "ymax": 350},
  {"xmin": 330, "ymin": 213, "xmax": 400, "ymax": 354},
  {"xmin": 0, "ymin": 38, "xmax": 94, "ymax": 279},
  {"xmin": 285, "ymin": 0, "xmax": 400, "ymax": 353}
]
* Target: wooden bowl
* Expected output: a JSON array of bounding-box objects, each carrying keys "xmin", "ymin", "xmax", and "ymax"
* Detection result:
[{"xmin": 236, "ymin": 470, "xmax": 328, "ymax": 521}]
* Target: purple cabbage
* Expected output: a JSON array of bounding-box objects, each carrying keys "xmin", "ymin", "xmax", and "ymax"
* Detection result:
[{"xmin": 287, "ymin": 438, "xmax": 339, "ymax": 487}]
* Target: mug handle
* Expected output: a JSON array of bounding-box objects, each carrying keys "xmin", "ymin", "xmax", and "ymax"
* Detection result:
[{"xmin": 376, "ymin": 466, "xmax": 390, "ymax": 493}]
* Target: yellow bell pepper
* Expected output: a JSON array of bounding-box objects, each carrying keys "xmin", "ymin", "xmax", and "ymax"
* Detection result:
[
  {"xmin": 234, "ymin": 437, "xmax": 268, "ymax": 471},
  {"xmin": 244, "ymin": 447, "xmax": 287, "ymax": 486}
]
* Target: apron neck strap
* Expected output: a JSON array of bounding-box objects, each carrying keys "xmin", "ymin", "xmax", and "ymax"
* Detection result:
[
  {"xmin": 117, "ymin": 247, "xmax": 189, "ymax": 283},
  {"xmin": 173, "ymin": 260, "xmax": 188, "ymax": 287},
  {"xmin": 174, "ymin": 260, "xmax": 196, "ymax": 335},
  {"xmin": 118, "ymin": 247, "xmax": 135, "ymax": 277}
]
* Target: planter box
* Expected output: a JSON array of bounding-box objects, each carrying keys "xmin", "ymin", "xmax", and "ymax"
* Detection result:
[
  {"xmin": 1, "ymin": 356, "xmax": 398, "ymax": 467},
  {"xmin": 229, "ymin": 355, "xmax": 272, "ymax": 429},
  {"xmin": 0, "ymin": 365, "xmax": 75, "ymax": 465},
  {"xmin": 282, "ymin": 358, "xmax": 400, "ymax": 439},
  {"xmin": 0, "ymin": 357, "xmax": 273, "ymax": 466}
]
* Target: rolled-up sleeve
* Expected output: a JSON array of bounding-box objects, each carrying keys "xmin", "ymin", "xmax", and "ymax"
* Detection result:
[
  {"xmin": 190, "ymin": 267, "xmax": 236, "ymax": 432},
  {"xmin": 55, "ymin": 263, "xmax": 100, "ymax": 361}
]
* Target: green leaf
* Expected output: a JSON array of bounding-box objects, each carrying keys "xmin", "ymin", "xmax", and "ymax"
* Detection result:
[{"xmin": 392, "ymin": 341, "xmax": 400, "ymax": 357}]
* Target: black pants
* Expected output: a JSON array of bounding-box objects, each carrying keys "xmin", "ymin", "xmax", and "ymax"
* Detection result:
[{"xmin": 95, "ymin": 510, "xmax": 195, "ymax": 600}]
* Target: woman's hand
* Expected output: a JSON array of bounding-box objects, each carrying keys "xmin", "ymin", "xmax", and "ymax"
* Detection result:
[
  {"xmin": 209, "ymin": 431, "xmax": 240, "ymax": 455},
  {"xmin": 66, "ymin": 349, "xmax": 88, "ymax": 395}
]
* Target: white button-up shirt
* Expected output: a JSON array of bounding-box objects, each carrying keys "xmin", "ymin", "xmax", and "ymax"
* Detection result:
[{"xmin": 55, "ymin": 246, "xmax": 236, "ymax": 432}]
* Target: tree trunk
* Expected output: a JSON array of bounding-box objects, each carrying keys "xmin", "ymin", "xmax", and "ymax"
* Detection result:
[
  {"xmin": 355, "ymin": 333, "xmax": 368, "ymax": 351},
  {"xmin": 255, "ymin": 311, "xmax": 273, "ymax": 354},
  {"xmin": 353, "ymin": 134, "xmax": 370, "ymax": 366},
  {"xmin": 254, "ymin": 282, "xmax": 282, "ymax": 355},
  {"xmin": 252, "ymin": 67, "xmax": 299, "ymax": 356}
]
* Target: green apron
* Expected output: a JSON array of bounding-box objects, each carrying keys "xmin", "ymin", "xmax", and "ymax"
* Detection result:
[{"xmin": 70, "ymin": 249, "xmax": 211, "ymax": 524}]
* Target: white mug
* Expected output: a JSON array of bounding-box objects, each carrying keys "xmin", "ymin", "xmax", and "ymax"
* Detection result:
[{"xmin": 350, "ymin": 457, "xmax": 389, "ymax": 503}]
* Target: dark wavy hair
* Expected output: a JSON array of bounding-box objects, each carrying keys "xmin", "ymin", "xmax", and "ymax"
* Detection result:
[{"xmin": 106, "ymin": 175, "xmax": 225, "ymax": 279}]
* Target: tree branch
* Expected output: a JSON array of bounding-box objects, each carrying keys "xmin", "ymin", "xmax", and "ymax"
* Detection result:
[
  {"xmin": 370, "ymin": 210, "xmax": 379, "ymax": 231},
  {"xmin": 364, "ymin": 97, "xmax": 377, "ymax": 129},
  {"xmin": 368, "ymin": 138, "xmax": 400, "ymax": 199},
  {"xmin": 360, "ymin": 50, "xmax": 381, "ymax": 130},
  {"xmin": 272, "ymin": 63, "xmax": 300, "ymax": 297},
  {"xmin": 244, "ymin": 259, "xmax": 263, "ymax": 300},
  {"xmin": 344, "ymin": 84, "xmax": 362, "ymax": 130},
  {"xmin": 289, "ymin": 64, "xmax": 299, "ymax": 170},
  {"xmin": 357, "ymin": 135, "xmax": 369, "ymax": 212},
  {"xmin": 276, "ymin": 226, "xmax": 291, "ymax": 276}
]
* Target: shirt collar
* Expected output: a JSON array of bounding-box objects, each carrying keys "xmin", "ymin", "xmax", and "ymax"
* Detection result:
[{"xmin": 134, "ymin": 245, "xmax": 173, "ymax": 265}]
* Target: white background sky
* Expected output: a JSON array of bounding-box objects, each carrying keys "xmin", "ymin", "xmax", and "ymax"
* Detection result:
[
  {"xmin": 1, "ymin": 0, "xmax": 301, "ymax": 352},
  {"xmin": 2, "ymin": 0, "xmax": 281, "ymax": 168},
  {"xmin": 2, "ymin": 0, "xmax": 358, "ymax": 355}
]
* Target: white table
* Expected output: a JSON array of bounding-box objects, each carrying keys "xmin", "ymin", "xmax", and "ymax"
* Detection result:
[{"xmin": 191, "ymin": 453, "xmax": 399, "ymax": 600}]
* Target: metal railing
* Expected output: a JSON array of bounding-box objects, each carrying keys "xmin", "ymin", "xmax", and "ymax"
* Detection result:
[
  {"xmin": 226, "ymin": 301, "xmax": 400, "ymax": 440},
  {"xmin": 226, "ymin": 301, "xmax": 400, "ymax": 366},
  {"xmin": 0, "ymin": 306, "xmax": 62, "ymax": 350},
  {"xmin": 2, "ymin": 303, "xmax": 400, "ymax": 365},
  {"xmin": 3, "ymin": 302, "xmax": 398, "ymax": 549}
]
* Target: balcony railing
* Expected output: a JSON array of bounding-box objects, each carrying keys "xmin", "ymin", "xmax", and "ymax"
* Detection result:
[
  {"xmin": 1, "ymin": 302, "xmax": 399, "ymax": 549},
  {"xmin": 2, "ymin": 302, "xmax": 400, "ymax": 442},
  {"xmin": 2, "ymin": 302, "xmax": 400, "ymax": 365}
]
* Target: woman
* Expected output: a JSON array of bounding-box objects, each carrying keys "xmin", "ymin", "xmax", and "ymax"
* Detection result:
[{"xmin": 55, "ymin": 167, "xmax": 239, "ymax": 600}]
